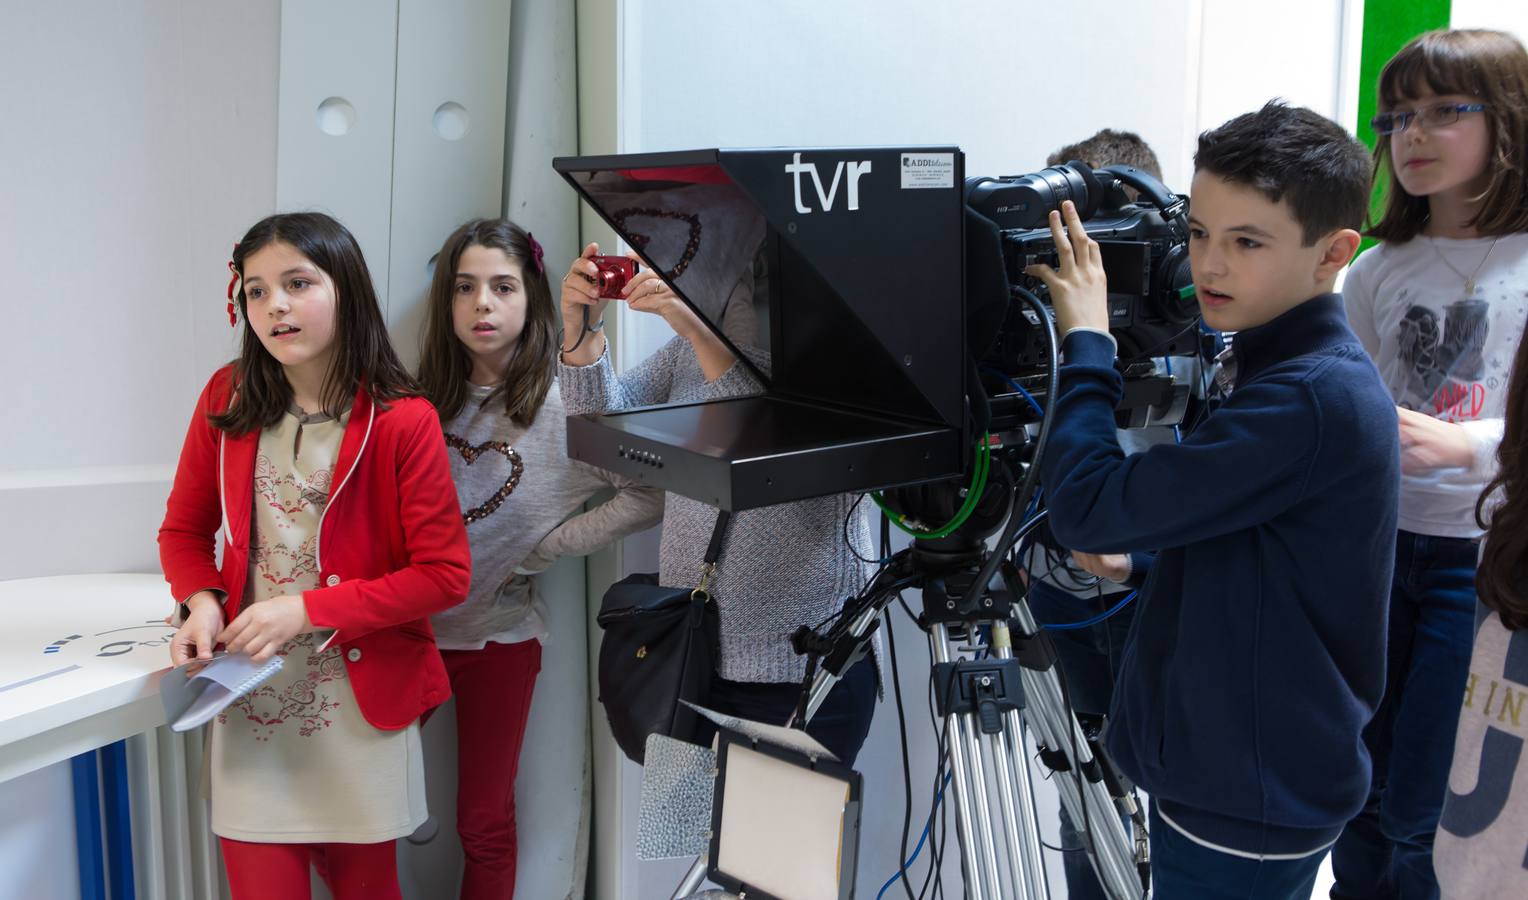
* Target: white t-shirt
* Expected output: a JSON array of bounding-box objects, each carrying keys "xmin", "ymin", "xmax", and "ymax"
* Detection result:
[{"xmin": 1344, "ymin": 232, "xmax": 1528, "ymax": 538}]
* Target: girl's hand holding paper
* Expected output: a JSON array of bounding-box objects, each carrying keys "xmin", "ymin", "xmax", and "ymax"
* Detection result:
[
  {"xmin": 171, "ymin": 590, "xmax": 226, "ymax": 666},
  {"xmin": 218, "ymin": 594, "xmax": 313, "ymax": 662}
]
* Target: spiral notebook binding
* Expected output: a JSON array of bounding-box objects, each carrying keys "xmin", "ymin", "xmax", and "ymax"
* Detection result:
[{"xmin": 227, "ymin": 656, "xmax": 283, "ymax": 697}]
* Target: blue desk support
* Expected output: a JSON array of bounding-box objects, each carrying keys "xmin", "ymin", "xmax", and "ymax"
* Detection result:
[
  {"xmin": 70, "ymin": 752, "xmax": 106, "ymax": 900},
  {"xmin": 101, "ymin": 740, "xmax": 136, "ymax": 899},
  {"xmin": 71, "ymin": 740, "xmax": 136, "ymax": 900}
]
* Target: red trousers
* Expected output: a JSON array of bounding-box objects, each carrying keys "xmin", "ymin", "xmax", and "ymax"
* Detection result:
[
  {"xmin": 432, "ymin": 639, "xmax": 543, "ymax": 900},
  {"xmin": 220, "ymin": 838, "xmax": 399, "ymax": 900}
]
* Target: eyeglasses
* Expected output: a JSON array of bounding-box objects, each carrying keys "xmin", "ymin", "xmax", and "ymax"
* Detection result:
[{"xmin": 1371, "ymin": 103, "xmax": 1488, "ymax": 135}]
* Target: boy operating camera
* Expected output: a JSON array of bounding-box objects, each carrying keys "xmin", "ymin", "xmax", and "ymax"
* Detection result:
[
  {"xmin": 1030, "ymin": 101, "xmax": 1399, "ymax": 897},
  {"xmin": 1027, "ymin": 127, "xmax": 1188, "ymax": 900}
]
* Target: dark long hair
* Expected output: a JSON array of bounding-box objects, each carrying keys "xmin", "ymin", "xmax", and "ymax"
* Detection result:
[
  {"xmin": 1369, "ymin": 29, "xmax": 1528, "ymax": 242},
  {"xmin": 417, "ymin": 219, "xmax": 557, "ymax": 426},
  {"xmin": 210, "ymin": 212, "xmax": 418, "ymax": 434},
  {"xmin": 1476, "ymin": 321, "xmax": 1528, "ymax": 631}
]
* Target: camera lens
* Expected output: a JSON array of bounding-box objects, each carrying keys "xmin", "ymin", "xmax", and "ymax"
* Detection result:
[
  {"xmin": 965, "ymin": 162, "xmax": 1102, "ymax": 230},
  {"xmin": 598, "ymin": 267, "xmax": 626, "ymax": 294}
]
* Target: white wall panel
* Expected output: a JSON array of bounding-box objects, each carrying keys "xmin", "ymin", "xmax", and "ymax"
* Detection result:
[
  {"xmin": 276, "ymin": 0, "xmax": 399, "ymax": 302},
  {"xmin": 385, "ymin": 0, "xmax": 513, "ymax": 369},
  {"xmin": 0, "ymin": 0, "xmax": 277, "ymax": 574}
]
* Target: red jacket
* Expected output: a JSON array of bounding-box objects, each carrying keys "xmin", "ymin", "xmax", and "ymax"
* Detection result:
[{"xmin": 158, "ymin": 366, "xmax": 470, "ymax": 729}]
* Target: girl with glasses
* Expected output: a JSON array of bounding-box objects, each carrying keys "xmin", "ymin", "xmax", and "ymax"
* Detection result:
[{"xmin": 1336, "ymin": 28, "xmax": 1528, "ymax": 900}]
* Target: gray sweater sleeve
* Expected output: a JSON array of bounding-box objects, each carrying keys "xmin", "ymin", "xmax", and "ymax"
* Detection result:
[
  {"xmin": 520, "ymin": 466, "xmax": 664, "ymax": 572},
  {"xmin": 558, "ymin": 334, "xmax": 763, "ymax": 415},
  {"xmin": 558, "ymin": 340, "xmax": 676, "ymax": 415}
]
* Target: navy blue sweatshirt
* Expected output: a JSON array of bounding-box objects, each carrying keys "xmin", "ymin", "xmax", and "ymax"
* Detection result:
[{"xmin": 1039, "ymin": 294, "xmax": 1399, "ymax": 856}]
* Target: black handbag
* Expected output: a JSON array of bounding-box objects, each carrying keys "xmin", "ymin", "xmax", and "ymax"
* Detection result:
[{"xmin": 595, "ymin": 511, "xmax": 730, "ymax": 764}]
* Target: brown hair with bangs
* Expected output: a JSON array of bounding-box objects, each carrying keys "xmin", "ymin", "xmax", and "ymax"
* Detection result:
[
  {"xmin": 212, "ymin": 212, "xmax": 418, "ymax": 434},
  {"xmin": 417, "ymin": 219, "xmax": 558, "ymax": 426},
  {"xmin": 1368, "ymin": 29, "xmax": 1528, "ymax": 242}
]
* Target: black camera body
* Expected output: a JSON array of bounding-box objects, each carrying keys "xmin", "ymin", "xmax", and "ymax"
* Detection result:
[{"xmin": 967, "ymin": 162, "xmax": 1198, "ymax": 371}]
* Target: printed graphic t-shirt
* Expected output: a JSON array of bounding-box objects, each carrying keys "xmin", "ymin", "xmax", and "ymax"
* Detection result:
[
  {"xmin": 1344, "ymin": 233, "xmax": 1528, "ymax": 537},
  {"xmin": 1435, "ymin": 605, "xmax": 1528, "ymax": 898}
]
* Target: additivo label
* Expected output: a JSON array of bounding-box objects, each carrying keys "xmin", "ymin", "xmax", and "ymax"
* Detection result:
[{"xmin": 900, "ymin": 153, "xmax": 955, "ymax": 189}]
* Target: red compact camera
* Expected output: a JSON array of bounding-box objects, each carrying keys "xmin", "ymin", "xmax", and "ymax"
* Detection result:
[{"xmin": 591, "ymin": 255, "xmax": 641, "ymax": 299}]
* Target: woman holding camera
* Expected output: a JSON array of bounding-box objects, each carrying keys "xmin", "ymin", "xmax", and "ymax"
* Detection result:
[{"xmin": 558, "ymin": 242, "xmax": 879, "ymax": 766}]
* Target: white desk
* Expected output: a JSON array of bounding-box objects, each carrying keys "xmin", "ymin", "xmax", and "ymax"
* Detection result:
[
  {"xmin": 0, "ymin": 573, "xmax": 174, "ymax": 783},
  {"xmin": 0, "ymin": 574, "xmax": 224, "ymax": 900}
]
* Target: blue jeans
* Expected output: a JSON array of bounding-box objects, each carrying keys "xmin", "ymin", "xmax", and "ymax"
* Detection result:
[
  {"xmin": 1152, "ymin": 805, "xmax": 1326, "ymax": 899},
  {"xmin": 1027, "ymin": 579, "xmax": 1138, "ymax": 899},
  {"xmin": 1331, "ymin": 530, "xmax": 1479, "ymax": 900},
  {"xmin": 689, "ymin": 656, "xmax": 878, "ymax": 767}
]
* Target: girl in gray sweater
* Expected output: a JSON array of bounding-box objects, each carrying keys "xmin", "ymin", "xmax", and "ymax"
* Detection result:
[
  {"xmin": 417, "ymin": 220, "xmax": 662, "ymax": 897},
  {"xmin": 557, "ymin": 243, "xmax": 878, "ymax": 765}
]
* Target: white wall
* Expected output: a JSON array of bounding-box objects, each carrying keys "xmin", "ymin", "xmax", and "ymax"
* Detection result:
[
  {"xmin": 1451, "ymin": 0, "xmax": 1528, "ymax": 46},
  {"xmin": 1193, "ymin": 0, "xmax": 1355, "ymax": 148},
  {"xmin": 0, "ymin": 0, "xmax": 278, "ymax": 582},
  {"xmin": 0, "ymin": 763, "xmax": 80, "ymax": 900}
]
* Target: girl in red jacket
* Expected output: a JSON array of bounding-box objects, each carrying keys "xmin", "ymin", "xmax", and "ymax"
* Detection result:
[{"xmin": 159, "ymin": 212, "xmax": 471, "ymax": 900}]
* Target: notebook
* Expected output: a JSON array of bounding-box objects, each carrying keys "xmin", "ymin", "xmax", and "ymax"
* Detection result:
[{"xmin": 159, "ymin": 652, "xmax": 283, "ymax": 732}]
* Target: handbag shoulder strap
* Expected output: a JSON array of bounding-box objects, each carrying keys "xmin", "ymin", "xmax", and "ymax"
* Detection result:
[
  {"xmin": 694, "ymin": 510, "xmax": 732, "ymax": 599},
  {"xmin": 704, "ymin": 510, "xmax": 731, "ymax": 565}
]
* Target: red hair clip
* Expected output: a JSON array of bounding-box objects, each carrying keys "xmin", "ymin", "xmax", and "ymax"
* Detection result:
[
  {"xmin": 226, "ymin": 243, "xmax": 241, "ymax": 327},
  {"xmin": 526, "ymin": 232, "xmax": 545, "ymax": 276}
]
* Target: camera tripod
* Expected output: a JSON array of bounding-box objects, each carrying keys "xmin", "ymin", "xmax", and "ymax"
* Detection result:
[{"xmin": 670, "ymin": 529, "xmax": 1151, "ymax": 900}]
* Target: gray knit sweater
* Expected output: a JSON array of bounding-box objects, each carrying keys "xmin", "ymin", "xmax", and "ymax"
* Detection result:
[
  {"xmin": 560, "ymin": 337, "xmax": 875, "ymax": 683},
  {"xmin": 432, "ymin": 381, "xmax": 664, "ymax": 650}
]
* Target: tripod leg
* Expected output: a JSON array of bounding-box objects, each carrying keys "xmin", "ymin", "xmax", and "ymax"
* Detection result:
[
  {"xmin": 988, "ymin": 718, "xmax": 1047, "ymax": 900},
  {"xmin": 960, "ymin": 711, "xmax": 1006, "ymax": 898},
  {"xmin": 669, "ymin": 856, "xmax": 708, "ymax": 900},
  {"xmin": 1017, "ymin": 662, "xmax": 1143, "ymax": 900},
  {"xmin": 1005, "ymin": 600, "xmax": 1145, "ymax": 899},
  {"xmin": 930, "ymin": 624, "xmax": 991, "ymax": 900},
  {"xmin": 988, "ymin": 623, "xmax": 1050, "ymax": 899}
]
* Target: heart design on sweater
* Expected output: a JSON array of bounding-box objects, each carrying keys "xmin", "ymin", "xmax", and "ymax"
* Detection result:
[{"xmin": 444, "ymin": 433, "xmax": 525, "ymax": 525}]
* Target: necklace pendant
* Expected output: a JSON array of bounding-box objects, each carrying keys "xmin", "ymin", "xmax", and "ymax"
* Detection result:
[{"xmin": 1465, "ymin": 277, "xmax": 1475, "ymax": 296}]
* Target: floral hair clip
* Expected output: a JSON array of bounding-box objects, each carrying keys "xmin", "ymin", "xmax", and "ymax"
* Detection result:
[
  {"xmin": 226, "ymin": 243, "xmax": 242, "ymax": 327},
  {"xmin": 526, "ymin": 232, "xmax": 546, "ymax": 276}
]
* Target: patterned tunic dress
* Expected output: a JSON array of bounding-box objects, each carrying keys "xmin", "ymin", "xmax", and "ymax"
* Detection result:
[{"xmin": 208, "ymin": 407, "xmax": 427, "ymax": 843}]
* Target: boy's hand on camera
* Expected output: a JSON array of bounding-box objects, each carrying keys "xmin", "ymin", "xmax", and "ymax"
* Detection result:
[
  {"xmin": 1023, "ymin": 200, "xmax": 1109, "ymax": 338},
  {"xmin": 218, "ymin": 594, "xmax": 312, "ymax": 663},
  {"xmin": 1071, "ymin": 551, "xmax": 1130, "ymax": 583},
  {"xmin": 170, "ymin": 592, "xmax": 224, "ymax": 666},
  {"xmin": 1397, "ymin": 407, "xmax": 1475, "ymax": 474}
]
